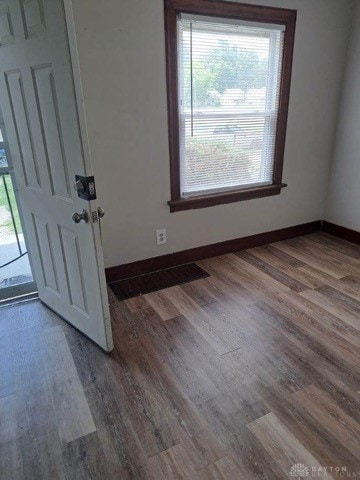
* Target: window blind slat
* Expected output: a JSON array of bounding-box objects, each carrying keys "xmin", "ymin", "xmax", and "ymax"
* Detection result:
[
  {"xmin": 179, "ymin": 13, "xmax": 286, "ymax": 32},
  {"xmin": 178, "ymin": 16, "xmax": 284, "ymax": 197}
]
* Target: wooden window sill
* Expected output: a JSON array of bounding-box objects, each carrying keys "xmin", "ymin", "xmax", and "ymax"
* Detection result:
[{"xmin": 168, "ymin": 183, "xmax": 287, "ymax": 212}]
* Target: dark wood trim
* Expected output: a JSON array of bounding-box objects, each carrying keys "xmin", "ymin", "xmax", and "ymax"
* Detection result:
[
  {"xmin": 164, "ymin": 0, "xmax": 297, "ymax": 211},
  {"xmin": 106, "ymin": 220, "xmax": 321, "ymax": 283},
  {"xmin": 272, "ymin": 9, "xmax": 296, "ymax": 184},
  {"xmin": 169, "ymin": 183, "xmax": 287, "ymax": 212},
  {"xmin": 322, "ymin": 221, "xmax": 360, "ymax": 246},
  {"xmin": 167, "ymin": 0, "xmax": 297, "ymax": 24},
  {"xmin": 164, "ymin": 0, "xmax": 181, "ymax": 199}
]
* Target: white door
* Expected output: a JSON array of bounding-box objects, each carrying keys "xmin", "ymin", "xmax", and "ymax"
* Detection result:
[{"xmin": 0, "ymin": 0, "xmax": 113, "ymax": 351}]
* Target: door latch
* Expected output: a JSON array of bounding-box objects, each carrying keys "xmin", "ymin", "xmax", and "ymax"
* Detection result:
[
  {"xmin": 74, "ymin": 175, "xmax": 97, "ymax": 200},
  {"xmin": 91, "ymin": 207, "xmax": 105, "ymax": 223}
]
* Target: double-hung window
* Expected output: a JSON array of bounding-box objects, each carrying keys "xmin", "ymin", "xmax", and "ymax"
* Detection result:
[{"xmin": 164, "ymin": 0, "xmax": 296, "ymax": 212}]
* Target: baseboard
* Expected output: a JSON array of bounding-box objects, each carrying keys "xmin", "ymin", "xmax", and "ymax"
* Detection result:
[
  {"xmin": 105, "ymin": 220, "xmax": 321, "ymax": 283},
  {"xmin": 322, "ymin": 221, "xmax": 360, "ymax": 245}
]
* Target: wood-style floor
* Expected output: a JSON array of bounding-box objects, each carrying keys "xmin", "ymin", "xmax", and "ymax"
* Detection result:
[{"xmin": 1, "ymin": 232, "xmax": 360, "ymax": 479}]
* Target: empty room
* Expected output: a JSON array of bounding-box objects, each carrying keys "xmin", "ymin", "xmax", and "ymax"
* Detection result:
[{"xmin": 1, "ymin": 0, "xmax": 360, "ymax": 478}]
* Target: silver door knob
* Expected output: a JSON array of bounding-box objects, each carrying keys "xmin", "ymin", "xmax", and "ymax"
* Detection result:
[
  {"xmin": 72, "ymin": 209, "xmax": 89, "ymax": 224},
  {"xmin": 97, "ymin": 207, "xmax": 105, "ymax": 219}
]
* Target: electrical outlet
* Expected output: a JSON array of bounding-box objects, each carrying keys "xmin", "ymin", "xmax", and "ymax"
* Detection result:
[{"xmin": 156, "ymin": 228, "xmax": 167, "ymax": 246}]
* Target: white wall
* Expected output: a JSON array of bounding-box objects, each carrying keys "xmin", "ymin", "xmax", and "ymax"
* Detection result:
[
  {"xmin": 325, "ymin": 1, "xmax": 360, "ymax": 232},
  {"xmin": 70, "ymin": 0, "xmax": 353, "ymax": 267}
]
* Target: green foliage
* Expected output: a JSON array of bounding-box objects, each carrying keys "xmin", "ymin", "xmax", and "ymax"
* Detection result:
[
  {"xmin": 185, "ymin": 137, "xmax": 251, "ymax": 186},
  {"xmin": 183, "ymin": 60, "xmax": 220, "ymax": 108},
  {"xmin": 206, "ymin": 40, "xmax": 268, "ymax": 94},
  {"xmin": 183, "ymin": 40, "xmax": 268, "ymax": 107}
]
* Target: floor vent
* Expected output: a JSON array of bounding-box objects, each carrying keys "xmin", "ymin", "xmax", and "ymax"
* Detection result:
[{"xmin": 110, "ymin": 263, "xmax": 209, "ymax": 300}]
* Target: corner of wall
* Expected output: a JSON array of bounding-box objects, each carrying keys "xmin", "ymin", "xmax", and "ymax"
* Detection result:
[{"xmin": 323, "ymin": 0, "xmax": 357, "ymax": 222}]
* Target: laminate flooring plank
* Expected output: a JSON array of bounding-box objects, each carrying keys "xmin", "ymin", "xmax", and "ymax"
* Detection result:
[
  {"xmin": 280, "ymin": 290, "xmax": 360, "ymax": 348},
  {"xmin": 229, "ymin": 427, "xmax": 287, "ymax": 479},
  {"xmin": 291, "ymin": 235, "xmax": 360, "ymax": 269},
  {"xmin": 0, "ymin": 300, "xmax": 62, "ymax": 336},
  {"xmin": 41, "ymin": 326, "xmax": 96, "ymax": 445},
  {"xmin": 161, "ymin": 286, "xmax": 242, "ymax": 354},
  {"xmin": 248, "ymin": 412, "xmax": 334, "ymax": 479},
  {"xmin": 181, "ymin": 278, "xmax": 217, "ymax": 307},
  {"xmin": 236, "ymin": 250, "xmax": 309, "ymax": 292},
  {"xmin": 0, "ymin": 334, "xmax": 15, "ymax": 398},
  {"xmin": 151, "ymin": 314, "xmax": 224, "ymax": 405},
  {"xmin": 20, "ymin": 430, "xmax": 65, "ymax": 480},
  {"xmin": 197, "ymin": 454, "xmax": 249, "ymax": 480},
  {"xmin": 116, "ymin": 335, "xmax": 226, "ymax": 469},
  {"xmin": 251, "ymin": 382, "xmax": 360, "ymax": 471},
  {"xmin": 14, "ymin": 327, "xmax": 63, "ymax": 445},
  {"xmin": 198, "ymin": 384, "xmax": 272, "ymax": 448},
  {"xmin": 0, "ymin": 394, "xmax": 26, "ymax": 480},
  {"xmin": 251, "ymin": 291, "xmax": 360, "ymax": 375},
  {"xmin": 300, "ymin": 289, "xmax": 360, "ymax": 332},
  {"xmin": 144, "ymin": 290, "xmax": 181, "ymax": 321},
  {"xmin": 292, "ymin": 385, "xmax": 360, "ymax": 459},
  {"xmin": 108, "ymin": 289, "xmax": 165, "ymax": 344},
  {"xmin": 124, "ymin": 294, "xmax": 150, "ymax": 312},
  {"xmin": 271, "ymin": 241, "xmax": 347, "ymax": 278},
  {"xmin": 207, "ymin": 254, "xmax": 292, "ymax": 297},
  {"xmin": 244, "ymin": 243, "xmax": 305, "ymax": 269},
  {"xmin": 196, "ymin": 259, "xmax": 259, "ymax": 306},
  {"xmin": 66, "ymin": 329, "xmax": 179, "ymax": 465},
  {"xmin": 306, "ymin": 232, "xmax": 360, "ymax": 260},
  {"xmin": 317, "ymin": 285, "xmax": 360, "ymax": 315},
  {"xmin": 324, "ymin": 275, "xmax": 360, "ymax": 302},
  {"xmin": 292, "ymin": 264, "xmax": 342, "ymax": 289},
  {"xmin": 62, "ymin": 431, "xmax": 118, "ymax": 480},
  {"xmin": 146, "ymin": 444, "xmax": 197, "ymax": 480}
]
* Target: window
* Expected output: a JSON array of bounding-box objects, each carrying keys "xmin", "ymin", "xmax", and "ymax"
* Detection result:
[{"xmin": 164, "ymin": 0, "xmax": 296, "ymax": 212}]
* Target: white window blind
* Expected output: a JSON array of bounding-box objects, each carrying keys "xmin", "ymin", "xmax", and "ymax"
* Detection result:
[{"xmin": 177, "ymin": 14, "xmax": 285, "ymax": 197}]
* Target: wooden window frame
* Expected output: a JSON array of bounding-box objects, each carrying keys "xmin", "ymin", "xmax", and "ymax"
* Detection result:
[{"xmin": 164, "ymin": 0, "xmax": 297, "ymax": 212}]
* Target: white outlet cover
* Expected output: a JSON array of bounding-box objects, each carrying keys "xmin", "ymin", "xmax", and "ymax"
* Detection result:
[{"xmin": 156, "ymin": 229, "xmax": 167, "ymax": 245}]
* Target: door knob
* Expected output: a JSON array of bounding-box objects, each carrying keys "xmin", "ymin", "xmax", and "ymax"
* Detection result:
[
  {"xmin": 72, "ymin": 209, "xmax": 89, "ymax": 224},
  {"xmin": 97, "ymin": 207, "xmax": 105, "ymax": 219}
]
